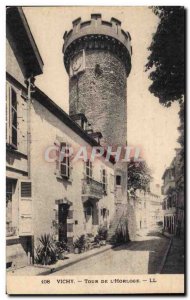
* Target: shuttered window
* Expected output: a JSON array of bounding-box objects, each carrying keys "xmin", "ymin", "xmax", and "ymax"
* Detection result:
[
  {"xmin": 21, "ymin": 182, "xmax": 32, "ymax": 198},
  {"xmin": 19, "ymin": 180, "xmax": 33, "ymax": 236},
  {"xmin": 6, "ymin": 83, "xmax": 18, "ymax": 149},
  {"xmin": 11, "ymin": 88, "xmax": 17, "ymax": 148},
  {"xmin": 60, "ymin": 142, "xmax": 70, "ymax": 178},
  {"xmin": 86, "ymin": 160, "xmax": 92, "ymax": 183},
  {"xmin": 102, "ymin": 169, "xmax": 108, "ymax": 193},
  {"xmin": 109, "ymin": 174, "xmax": 115, "ymax": 193},
  {"xmin": 6, "ymin": 180, "xmax": 16, "ymax": 237}
]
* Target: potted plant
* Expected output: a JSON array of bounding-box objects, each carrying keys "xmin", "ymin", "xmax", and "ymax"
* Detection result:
[
  {"xmin": 55, "ymin": 240, "xmax": 69, "ymax": 260},
  {"xmin": 34, "ymin": 234, "xmax": 57, "ymax": 265},
  {"xmin": 94, "ymin": 235, "xmax": 101, "ymax": 247},
  {"xmin": 73, "ymin": 235, "xmax": 86, "ymax": 254},
  {"xmin": 97, "ymin": 225, "xmax": 108, "ymax": 245}
]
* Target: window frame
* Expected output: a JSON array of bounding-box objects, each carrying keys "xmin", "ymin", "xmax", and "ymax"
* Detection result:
[
  {"xmin": 6, "ymin": 83, "xmax": 18, "ymax": 150},
  {"xmin": 60, "ymin": 142, "xmax": 70, "ymax": 179},
  {"xmin": 6, "ymin": 180, "xmax": 17, "ymax": 237},
  {"xmin": 102, "ymin": 169, "xmax": 108, "ymax": 193},
  {"xmin": 86, "ymin": 159, "xmax": 93, "ymax": 183},
  {"xmin": 116, "ymin": 175, "xmax": 121, "ymax": 186}
]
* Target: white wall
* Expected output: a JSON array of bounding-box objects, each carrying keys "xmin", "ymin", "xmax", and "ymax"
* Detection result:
[{"xmin": 30, "ymin": 98, "xmax": 115, "ymax": 245}]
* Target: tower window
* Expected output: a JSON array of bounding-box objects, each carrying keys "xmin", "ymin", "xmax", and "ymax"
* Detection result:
[{"xmin": 116, "ymin": 175, "xmax": 121, "ymax": 186}]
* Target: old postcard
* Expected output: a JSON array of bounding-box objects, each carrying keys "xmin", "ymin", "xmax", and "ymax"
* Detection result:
[{"xmin": 6, "ymin": 6, "xmax": 185, "ymax": 294}]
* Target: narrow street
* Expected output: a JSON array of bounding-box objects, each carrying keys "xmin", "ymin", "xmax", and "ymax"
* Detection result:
[{"xmin": 51, "ymin": 230, "xmax": 170, "ymax": 275}]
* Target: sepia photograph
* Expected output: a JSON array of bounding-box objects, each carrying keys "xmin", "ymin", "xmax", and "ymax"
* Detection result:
[{"xmin": 6, "ymin": 5, "xmax": 185, "ymax": 294}]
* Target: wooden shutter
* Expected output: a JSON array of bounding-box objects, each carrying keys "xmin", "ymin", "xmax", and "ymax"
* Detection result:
[
  {"xmin": 100, "ymin": 166, "xmax": 103, "ymax": 183},
  {"xmin": 90, "ymin": 161, "xmax": 92, "ymax": 179},
  {"xmin": 54, "ymin": 139, "xmax": 61, "ymax": 177},
  {"xmin": 105, "ymin": 169, "xmax": 108, "ymax": 193},
  {"xmin": 6, "ymin": 83, "xmax": 10, "ymax": 144},
  {"xmin": 101, "ymin": 168, "xmax": 108, "ymax": 193},
  {"xmin": 19, "ymin": 180, "xmax": 33, "ymax": 236},
  {"xmin": 109, "ymin": 174, "xmax": 115, "ymax": 193},
  {"xmin": 67, "ymin": 143, "xmax": 71, "ymax": 178},
  {"xmin": 86, "ymin": 160, "xmax": 92, "ymax": 183},
  {"xmin": 11, "ymin": 88, "xmax": 18, "ymax": 148},
  {"xmin": 60, "ymin": 142, "xmax": 70, "ymax": 178}
]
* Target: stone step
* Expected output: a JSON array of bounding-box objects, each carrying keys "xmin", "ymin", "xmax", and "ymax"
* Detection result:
[{"xmin": 107, "ymin": 214, "xmax": 127, "ymax": 241}]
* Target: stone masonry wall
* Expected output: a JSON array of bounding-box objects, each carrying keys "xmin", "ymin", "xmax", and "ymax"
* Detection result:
[{"xmin": 69, "ymin": 50, "xmax": 127, "ymax": 146}]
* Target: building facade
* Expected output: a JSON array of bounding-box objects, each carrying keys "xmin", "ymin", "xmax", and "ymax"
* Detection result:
[
  {"xmin": 30, "ymin": 88, "xmax": 115, "ymax": 250},
  {"xmin": 6, "ymin": 7, "xmax": 43, "ymax": 268},
  {"xmin": 63, "ymin": 14, "xmax": 133, "ymax": 240},
  {"xmin": 6, "ymin": 8, "xmax": 118, "ymax": 268},
  {"xmin": 131, "ymin": 185, "xmax": 163, "ymax": 237},
  {"xmin": 162, "ymin": 160, "xmax": 177, "ymax": 235},
  {"xmin": 162, "ymin": 150, "xmax": 184, "ymax": 237}
]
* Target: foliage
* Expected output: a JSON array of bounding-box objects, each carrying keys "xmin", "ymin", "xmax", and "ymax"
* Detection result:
[
  {"xmin": 115, "ymin": 219, "xmax": 129, "ymax": 244},
  {"xmin": 177, "ymin": 102, "xmax": 184, "ymax": 191},
  {"xmin": 55, "ymin": 240, "xmax": 70, "ymax": 254},
  {"xmin": 35, "ymin": 234, "xmax": 57, "ymax": 265},
  {"xmin": 73, "ymin": 235, "xmax": 86, "ymax": 253},
  {"xmin": 97, "ymin": 225, "xmax": 108, "ymax": 240},
  {"xmin": 146, "ymin": 6, "xmax": 185, "ymax": 107},
  {"xmin": 127, "ymin": 160, "xmax": 152, "ymax": 197}
]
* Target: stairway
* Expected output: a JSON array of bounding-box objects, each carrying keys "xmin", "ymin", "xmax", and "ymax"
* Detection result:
[{"xmin": 107, "ymin": 204, "xmax": 129, "ymax": 243}]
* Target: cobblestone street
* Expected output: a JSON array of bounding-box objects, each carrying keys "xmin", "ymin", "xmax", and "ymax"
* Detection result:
[{"xmin": 52, "ymin": 231, "xmax": 170, "ymax": 275}]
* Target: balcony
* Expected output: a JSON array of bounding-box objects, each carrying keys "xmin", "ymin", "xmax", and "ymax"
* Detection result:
[{"xmin": 82, "ymin": 178, "xmax": 104, "ymax": 200}]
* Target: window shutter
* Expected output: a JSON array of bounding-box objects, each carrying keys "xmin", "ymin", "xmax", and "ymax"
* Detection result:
[
  {"xmin": 67, "ymin": 144, "xmax": 73, "ymax": 180},
  {"xmin": 6, "ymin": 83, "xmax": 10, "ymax": 144},
  {"xmin": 109, "ymin": 174, "xmax": 114, "ymax": 193},
  {"xmin": 66, "ymin": 143, "xmax": 70, "ymax": 178},
  {"xmin": 100, "ymin": 166, "xmax": 103, "ymax": 183},
  {"xmin": 19, "ymin": 180, "xmax": 33, "ymax": 236},
  {"xmin": 54, "ymin": 139, "xmax": 61, "ymax": 176},
  {"xmin": 11, "ymin": 88, "xmax": 17, "ymax": 148},
  {"xmin": 105, "ymin": 170, "xmax": 108, "ymax": 193},
  {"xmin": 60, "ymin": 142, "xmax": 69, "ymax": 178},
  {"xmin": 90, "ymin": 161, "xmax": 93, "ymax": 178}
]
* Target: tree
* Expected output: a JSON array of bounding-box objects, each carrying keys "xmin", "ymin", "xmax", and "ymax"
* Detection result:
[
  {"xmin": 146, "ymin": 6, "xmax": 185, "ymax": 195},
  {"xmin": 146, "ymin": 6, "xmax": 185, "ymax": 107},
  {"xmin": 127, "ymin": 160, "xmax": 152, "ymax": 197},
  {"xmin": 176, "ymin": 102, "xmax": 184, "ymax": 191},
  {"xmin": 177, "ymin": 102, "xmax": 184, "ymax": 157}
]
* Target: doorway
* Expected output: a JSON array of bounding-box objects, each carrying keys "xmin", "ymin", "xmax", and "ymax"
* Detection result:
[
  {"xmin": 58, "ymin": 204, "xmax": 69, "ymax": 242},
  {"xmin": 84, "ymin": 201, "xmax": 94, "ymax": 234}
]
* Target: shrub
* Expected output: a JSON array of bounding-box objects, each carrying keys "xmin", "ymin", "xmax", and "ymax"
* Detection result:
[
  {"xmin": 115, "ymin": 220, "xmax": 129, "ymax": 244},
  {"xmin": 55, "ymin": 240, "xmax": 70, "ymax": 255},
  {"xmin": 73, "ymin": 234, "xmax": 86, "ymax": 253},
  {"xmin": 34, "ymin": 234, "xmax": 57, "ymax": 265},
  {"xmin": 97, "ymin": 225, "xmax": 108, "ymax": 240}
]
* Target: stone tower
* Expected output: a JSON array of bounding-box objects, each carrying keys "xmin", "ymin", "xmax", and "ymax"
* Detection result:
[{"xmin": 63, "ymin": 14, "xmax": 132, "ymax": 146}]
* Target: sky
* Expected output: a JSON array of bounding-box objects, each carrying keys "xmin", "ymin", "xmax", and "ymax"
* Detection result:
[{"xmin": 23, "ymin": 6, "xmax": 180, "ymax": 184}]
